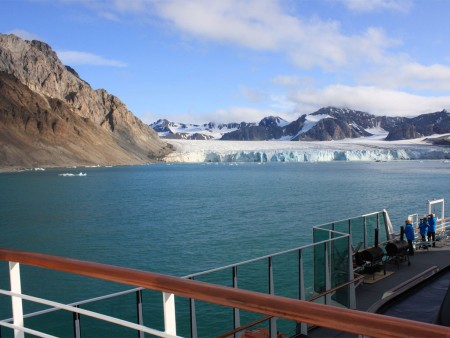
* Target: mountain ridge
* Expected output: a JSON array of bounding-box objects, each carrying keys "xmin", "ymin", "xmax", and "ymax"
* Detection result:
[
  {"xmin": 0, "ymin": 33, "xmax": 172, "ymax": 169},
  {"xmin": 151, "ymin": 107, "xmax": 450, "ymax": 142}
]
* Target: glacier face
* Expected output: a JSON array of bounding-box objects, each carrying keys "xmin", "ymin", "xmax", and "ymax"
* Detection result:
[
  {"xmin": 187, "ymin": 149, "xmax": 412, "ymax": 163},
  {"xmin": 163, "ymin": 139, "xmax": 450, "ymax": 163}
]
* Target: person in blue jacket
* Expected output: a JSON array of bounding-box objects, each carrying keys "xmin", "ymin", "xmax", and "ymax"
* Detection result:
[
  {"xmin": 419, "ymin": 217, "xmax": 428, "ymax": 241},
  {"xmin": 427, "ymin": 213, "xmax": 437, "ymax": 247},
  {"xmin": 404, "ymin": 219, "xmax": 415, "ymax": 256}
]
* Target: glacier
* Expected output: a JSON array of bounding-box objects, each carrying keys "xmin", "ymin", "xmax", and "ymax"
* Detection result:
[{"xmin": 163, "ymin": 137, "xmax": 450, "ymax": 163}]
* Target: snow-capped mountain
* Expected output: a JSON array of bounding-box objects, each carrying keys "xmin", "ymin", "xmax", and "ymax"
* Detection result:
[
  {"xmin": 150, "ymin": 119, "xmax": 252, "ymax": 140},
  {"xmin": 386, "ymin": 109, "xmax": 450, "ymax": 140},
  {"xmin": 151, "ymin": 107, "xmax": 450, "ymax": 142},
  {"xmin": 220, "ymin": 108, "xmax": 395, "ymax": 141}
]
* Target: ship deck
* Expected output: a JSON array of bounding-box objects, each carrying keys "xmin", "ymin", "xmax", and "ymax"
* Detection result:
[{"xmin": 308, "ymin": 245, "xmax": 450, "ymax": 337}]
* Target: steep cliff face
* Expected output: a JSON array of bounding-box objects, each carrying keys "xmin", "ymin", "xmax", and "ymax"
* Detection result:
[{"xmin": 0, "ymin": 34, "xmax": 172, "ymax": 169}]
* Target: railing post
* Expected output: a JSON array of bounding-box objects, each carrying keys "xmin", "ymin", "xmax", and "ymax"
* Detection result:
[
  {"xmin": 9, "ymin": 262, "xmax": 24, "ymax": 338},
  {"xmin": 324, "ymin": 242, "xmax": 331, "ymax": 305},
  {"xmin": 297, "ymin": 250, "xmax": 307, "ymax": 336},
  {"xmin": 363, "ymin": 216, "xmax": 367, "ymax": 248},
  {"xmin": 163, "ymin": 292, "xmax": 177, "ymax": 336},
  {"xmin": 73, "ymin": 305, "xmax": 81, "ymax": 338},
  {"xmin": 189, "ymin": 277, "xmax": 198, "ymax": 338},
  {"xmin": 190, "ymin": 298, "xmax": 197, "ymax": 338},
  {"xmin": 348, "ymin": 235, "xmax": 356, "ymax": 309},
  {"xmin": 268, "ymin": 257, "xmax": 278, "ymax": 338},
  {"xmin": 136, "ymin": 290, "xmax": 144, "ymax": 338},
  {"xmin": 232, "ymin": 266, "xmax": 241, "ymax": 338}
]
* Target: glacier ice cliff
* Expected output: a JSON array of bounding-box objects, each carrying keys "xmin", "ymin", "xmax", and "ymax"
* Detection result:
[{"xmin": 163, "ymin": 139, "xmax": 450, "ymax": 163}]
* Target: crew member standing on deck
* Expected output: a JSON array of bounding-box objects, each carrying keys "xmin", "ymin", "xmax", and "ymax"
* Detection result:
[
  {"xmin": 404, "ymin": 219, "xmax": 415, "ymax": 256},
  {"xmin": 419, "ymin": 217, "xmax": 428, "ymax": 241},
  {"xmin": 427, "ymin": 213, "xmax": 437, "ymax": 247}
]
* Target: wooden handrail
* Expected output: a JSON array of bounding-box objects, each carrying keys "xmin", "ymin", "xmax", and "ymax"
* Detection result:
[
  {"xmin": 217, "ymin": 274, "xmax": 367, "ymax": 338},
  {"xmin": 1, "ymin": 248, "xmax": 449, "ymax": 338}
]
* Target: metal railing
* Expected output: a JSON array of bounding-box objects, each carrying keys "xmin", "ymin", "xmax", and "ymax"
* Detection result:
[
  {"xmin": 1, "ymin": 206, "xmax": 448, "ymax": 337},
  {"xmin": 0, "ymin": 210, "xmax": 395, "ymax": 337},
  {"xmin": 1, "ymin": 248, "xmax": 450, "ymax": 338}
]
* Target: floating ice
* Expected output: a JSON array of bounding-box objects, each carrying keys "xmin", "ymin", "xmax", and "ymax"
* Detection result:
[{"xmin": 59, "ymin": 172, "xmax": 87, "ymax": 177}]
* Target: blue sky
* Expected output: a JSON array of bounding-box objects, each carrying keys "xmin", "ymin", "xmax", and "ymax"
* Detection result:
[{"xmin": 2, "ymin": 0, "xmax": 450, "ymax": 124}]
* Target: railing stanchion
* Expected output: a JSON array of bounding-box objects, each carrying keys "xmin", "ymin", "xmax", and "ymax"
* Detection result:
[
  {"xmin": 189, "ymin": 277, "xmax": 198, "ymax": 338},
  {"xmin": 348, "ymin": 235, "xmax": 356, "ymax": 309},
  {"xmin": 325, "ymin": 242, "xmax": 331, "ymax": 305},
  {"xmin": 9, "ymin": 261, "xmax": 24, "ymax": 338},
  {"xmin": 297, "ymin": 249, "xmax": 307, "ymax": 336},
  {"xmin": 232, "ymin": 266, "xmax": 241, "ymax": 338},
  {"xmin": 190, "ymin": 298, "xmax": 197, "ymax": 338},
  {"xmin": 163, "ymin": 292, "xmax": 177, "ymax": 336},
  {"xmin": 268, "ymin": 257, "xmax": 277, "ymax": 338},
  {"xmin": 73, "ymin": 305, "xmax": 81, "ymax": 338},
  {"xmin": 136, "ymin": 290, "xmax": 144, "ymax": 338}
]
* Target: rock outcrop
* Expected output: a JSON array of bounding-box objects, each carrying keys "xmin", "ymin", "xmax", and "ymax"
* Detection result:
[
  {"xmin": 386, "ymin": 110, "xmax": 450, "ymax": 140},
  {"xmin": 0, "ymin": 34, "xmax": 171, "ymax": 169}
]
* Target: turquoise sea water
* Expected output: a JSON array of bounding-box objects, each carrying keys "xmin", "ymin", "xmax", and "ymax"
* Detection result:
[{"xmin": 1, "ymin": 161, "xmax": 449, "ymax": 336}]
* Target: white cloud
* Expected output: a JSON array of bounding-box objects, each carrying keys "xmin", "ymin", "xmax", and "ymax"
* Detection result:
[
  {"xmin": 289, "ymin": 85, "xmax": 450, "ymax": 116},
  {"xmin": 151, "ymin": 0, "xmax": 397, "ymax": 70},
  {"xmin": 141, "ymin": 107, "xmax": 272, "ymax": 124},
  {"xmin": 8, "ymin": 29, "xmax": 43, "ymax": 41},
  {"xmin": 50, "ymin": 1, "xmax": 407, "ymax": 75},
  {"xmin": 56, "ymin": 50, "xmax": 127, "ymax": 67},
  {"xmin": 365, "ymin": 62, "xmax": 450, "ymax": 91},
  {"xmin": 337, "ymin": 0, "xmax": 412, "ymax": 13},
  {"xmin": 209, "ymin": 106, "xmax": 280, "ymax": 123}
]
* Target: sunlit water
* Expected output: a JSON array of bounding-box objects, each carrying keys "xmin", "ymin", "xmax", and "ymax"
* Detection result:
[{"xmin": 1, "ymin": 161, "xmax": 449, "ymax": 336}]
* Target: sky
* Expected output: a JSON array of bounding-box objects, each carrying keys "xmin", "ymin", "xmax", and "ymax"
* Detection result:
[{"xmin": 2, "ymin": 0, "xmax": 450, "ymax": 124}]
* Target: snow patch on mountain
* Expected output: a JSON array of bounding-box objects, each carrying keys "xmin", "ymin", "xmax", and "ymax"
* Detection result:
[
  {"xmin": 364, "ymin": 126, "xmax": 389, "ymax": 139},
  {"xmin": 291, "ymin": 114, "xmax": 333, "ymax": 140},
  {"xmin": 151, "ymin": 119, "xmax": 241, "ymax": 139}
]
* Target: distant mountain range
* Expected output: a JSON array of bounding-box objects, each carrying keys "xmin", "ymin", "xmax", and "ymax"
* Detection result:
[
  {"xmin": 0, "ymin": 34, "xmax": 172, "ymax": 169},
  {"xmin": 151, "ymin": 107, "xmax": 450, "ymax": 143}
]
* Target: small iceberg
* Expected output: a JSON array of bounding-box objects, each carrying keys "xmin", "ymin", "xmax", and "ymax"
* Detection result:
[{"xmin": 58, "ymin": 172, "xmax": 87, "ymax": 177}]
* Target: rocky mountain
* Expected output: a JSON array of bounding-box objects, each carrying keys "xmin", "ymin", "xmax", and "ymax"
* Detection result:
[
  {"xmin": 152, "ymin": 107, "xmax": 450, "ymax": 142},
  {"xmin": 427, "ymin": 134, "xmax": 450, "ymax": 146},
  {"xmin": 292, "ymin": 107, "xmax": 404, "ymax": 141},
  {"xmin": 0, "ymin": 34, "xmax": 171, "ymax": 169},
  {"xmin": 221, "ymin": 116, "xmax": 289, "ymax": 141},
  {"xmin": 385, "ymin": 110, "xmax": 450, "ymax": 140},
  {"xmin": 150, "ymin": 119, "xmax": 257, "ymax": 140}
]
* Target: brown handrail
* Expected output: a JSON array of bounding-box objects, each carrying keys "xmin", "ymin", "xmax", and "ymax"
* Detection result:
[
  {"xmin": 1, "ymin": 248, "xmax": 449, "ymax": 338},
  {"xmin": 217, "ymin": 274, "xmax": 366, "ymax": 338}
]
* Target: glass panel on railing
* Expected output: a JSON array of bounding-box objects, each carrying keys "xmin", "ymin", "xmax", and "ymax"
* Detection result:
[
  {"xmin": 330, "ymin": 235, "xmax": 350, "ymax": 307},
  {"xmin": 191, "ymin": 299, "xmax": 234, "ymax": 337},
  {"xmin": 237, "ymin": 259, "xmax": 269, "ymax": 294},
  {"xmin": 350, "ymin": 216, "xmax": 365, "ymax": 249},
  {"xmin": 272, "ymin": 250, "xmax": 299, "ymax": 300},
  {"xmin": 365, "ymin": 214, "xmax": 379, "ymax": 248},
  {"xmin": 333, "ymin": 220, "xmax": 350, "ymax": 236},
  {"xmin": 313, "ymin": 228, "xmax": 329, "ymax": 294},
  {"xmin": 191, "ymin": 268, "xmax": 234, "ymax": 336}
]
